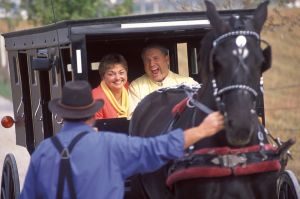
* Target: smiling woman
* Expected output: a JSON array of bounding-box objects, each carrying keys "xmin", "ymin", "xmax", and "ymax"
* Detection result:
[{"xmin": 92, "ymin": 53, "xmax": 129, "ymax": 119}]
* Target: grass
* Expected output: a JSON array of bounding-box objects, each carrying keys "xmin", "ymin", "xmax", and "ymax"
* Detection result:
[{"xmin": 262, "ymin": 7, "xmax": 300, "ymax": 178}]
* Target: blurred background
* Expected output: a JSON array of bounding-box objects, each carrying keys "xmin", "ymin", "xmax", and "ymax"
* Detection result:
[{"xmin": 0, "ymin": 0, "xmax": 299, "ymax": 177}]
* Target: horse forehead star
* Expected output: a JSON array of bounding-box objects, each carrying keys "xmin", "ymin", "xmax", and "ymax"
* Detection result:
[
  {"xmin": 232, "ymin": 35, "xmax": 249, "ymax": 59},
  {"xmin": 236, "ymin": 35, "xmax": 247, "ymax": 48}
]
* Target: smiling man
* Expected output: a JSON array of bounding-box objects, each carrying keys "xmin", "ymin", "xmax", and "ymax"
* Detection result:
[{"xmin": 128, "ymin": 44, "xmax": 198, "ymax": 116}]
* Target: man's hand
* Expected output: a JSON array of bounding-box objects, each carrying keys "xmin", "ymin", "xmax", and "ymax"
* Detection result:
[
  {"xmin": 183, "ymin": 111, "xmax": 224, "ymax": 149},
  {"xmin": 197, "ymin": 111, "xmax": 224, "ymax": 138}
]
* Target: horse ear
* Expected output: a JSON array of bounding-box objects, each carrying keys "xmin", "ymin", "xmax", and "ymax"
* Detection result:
[
  {"xmin": 252, "ymin": 1, "xmax": 269, "ymax": 33},
  {"xmin": 205, "ymin": 0, "xmax": 227, "ymax": 33}
]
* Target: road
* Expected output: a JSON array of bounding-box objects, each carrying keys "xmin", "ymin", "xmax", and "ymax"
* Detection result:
[{"xmin": 0, "ymin": 96, "xmax": 30, "ymax": 191}]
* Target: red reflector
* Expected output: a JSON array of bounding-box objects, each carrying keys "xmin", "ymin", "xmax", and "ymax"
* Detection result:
[{"xmin": 1, "ymin": 116, "xmax": 14, "ymax": 128}]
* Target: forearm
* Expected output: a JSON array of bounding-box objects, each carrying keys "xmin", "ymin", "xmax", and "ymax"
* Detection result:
[
  {"xmin": 183, "ymin": 127, "xmax": 206, "ymax": 149},
  {"xmin": 117, "ymin": 130, "xmax": 184, "ymax": 177}
]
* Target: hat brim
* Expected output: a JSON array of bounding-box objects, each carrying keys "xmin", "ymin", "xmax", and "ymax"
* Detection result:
[{"xmin": 48, "ymin": 99, "xmax": 104, "ymax": 119}]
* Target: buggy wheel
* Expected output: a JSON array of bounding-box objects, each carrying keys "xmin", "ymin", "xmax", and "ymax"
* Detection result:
[
  {"xmin": 1, "ymin": 154, "xmax": 20, "ymax": 199},
  {"xmin": 277, "ymin": 170, "xmax": 300, "ymax": 199}
]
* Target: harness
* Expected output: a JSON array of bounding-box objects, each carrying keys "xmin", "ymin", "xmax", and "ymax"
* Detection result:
[
  {"xmin": 168, "ymin": 89, "xmax": 295, "ymax": 187},
  {"xmin": 166, "ymin": 144, "xmax": 282, "ymax": 188},
  {"xmin": 51, "ymin": 131, "xmax": 89, "ymax": 199}
]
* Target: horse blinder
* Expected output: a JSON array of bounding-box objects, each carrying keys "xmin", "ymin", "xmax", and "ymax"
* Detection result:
[{"xmin": 261, "ymin": 43, "xmax": 272, "ymax": 73}]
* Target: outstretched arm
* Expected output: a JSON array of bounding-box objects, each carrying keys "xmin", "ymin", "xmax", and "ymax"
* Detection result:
[
  {"xmin": 113, "ymin": 111, "xmax": 224, "ymax": 178},
  {"xmin": 183, "ymin": 111, "xmax": 224, "ymax": 149}
]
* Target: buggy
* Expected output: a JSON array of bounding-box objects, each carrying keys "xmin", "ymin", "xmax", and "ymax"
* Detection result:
[{"xmin": 1, "ymin": 8, "xmax": 299, "ymax": 199}]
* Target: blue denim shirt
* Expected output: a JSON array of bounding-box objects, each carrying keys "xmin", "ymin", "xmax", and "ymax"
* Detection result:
[{"xmin": 20, "ymin": 121, "xmax": 184, "ymax": 199}]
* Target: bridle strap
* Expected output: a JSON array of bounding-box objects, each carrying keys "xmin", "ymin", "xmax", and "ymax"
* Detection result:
[
  {"xmin": 213, "ymin": 30, "xmax": 260, "ymax": 47},
  {"xmin": 209, "ymin": 30, "xmax": 262, "ymax": 104},
  {"xmin": 215, "ymin": 84, "xmax": 258, "ymax": 97},
  {"xmin": 210, "ymin": 29, "xmax": 261, "ymax": 74},
  {"xmin": 185, "ymin": 89, "xmax": 213, "ymax": 114}
]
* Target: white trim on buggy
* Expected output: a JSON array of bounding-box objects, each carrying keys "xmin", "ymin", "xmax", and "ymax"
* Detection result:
[
  {"xmin": 121, "ymin": 20, "xmax": 210, "ymax": 29},
  {"xmin": 76, "ymin": 49, "xmax": 82, "ymax": 74}
]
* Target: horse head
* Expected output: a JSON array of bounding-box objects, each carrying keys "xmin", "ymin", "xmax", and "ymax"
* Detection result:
[{"xmin": 201, "ymin": 1, "xmax": 271, "ymax": 147}]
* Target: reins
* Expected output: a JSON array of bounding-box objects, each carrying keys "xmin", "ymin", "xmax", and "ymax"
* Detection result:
[{"xmin": 156, "ymin": 84, "xmax": 214, "ymax": 115}]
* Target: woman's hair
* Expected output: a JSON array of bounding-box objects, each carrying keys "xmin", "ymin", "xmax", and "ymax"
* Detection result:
[{"xmin": 98, "ymin": 53, "xmax": 128, "ymax": 78}]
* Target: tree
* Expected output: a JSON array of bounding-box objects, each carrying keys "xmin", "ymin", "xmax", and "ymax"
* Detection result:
[
  {"xmin": 21, "ymin": 0, "xmax": 133, "ymax": 25},
  {"xmin": 168, "ymin": 0, "xmax": 295, "ymax": 11},
  {"xmin": 0, "ymin": 0, "xmax": 15, "ymax": 15},
  {"xmin": 102, "ymin": 0, "xmax": 133, "ymax": 17},
  {"xmin": 0, "ymin": 0, "xmax": 20, "ymax": 31}
]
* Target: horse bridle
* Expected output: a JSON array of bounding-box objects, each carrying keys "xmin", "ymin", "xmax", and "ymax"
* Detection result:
[
  {"xmin": 186, "ymin": 30, "xmax": 270, "ymax": 116},
  {"xmin": 209, "ymin": 30, "xmax": 266, "ymax": 112},
  {"xmin": 209, "ymin": 30, "xmax": 277, "ymax": 156}
]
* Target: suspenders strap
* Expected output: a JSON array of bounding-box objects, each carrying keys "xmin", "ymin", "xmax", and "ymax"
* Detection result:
[{"xmin": 51, "ymin": 131, "xmax": 89, "ymax": 199}]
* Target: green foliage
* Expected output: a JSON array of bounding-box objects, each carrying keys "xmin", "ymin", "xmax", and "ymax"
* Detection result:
[
  {"xmin": 102, "ymin": 0, "xmax": 133, "ymax": 17},
  {"xmin": 0, "ymin": 67, "xmax": 11, "ymax": 100},
  {"xmin": 0, "ymin": 82, "xmax": 11, "ymax": 100},
  {"xmin": 21, "ymin": 0, "xmax": 133, "ymax": 25},
  {"xmin": 0, "ymin": 0, "xmax": 21, "ymax": 31},
  {"xmin": 0, "ymin": 0, "xmax": 15, "ymax": 11}
]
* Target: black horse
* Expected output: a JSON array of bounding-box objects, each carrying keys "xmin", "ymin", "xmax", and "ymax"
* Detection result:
[{"xmin": 129, "ymin": 1, "xmax": 292, "ymax": 199}]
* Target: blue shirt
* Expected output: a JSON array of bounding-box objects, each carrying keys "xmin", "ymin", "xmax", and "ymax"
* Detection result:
[{"xmin": 20, "ymin": 121, "xmax": 184, "ymax": 199}]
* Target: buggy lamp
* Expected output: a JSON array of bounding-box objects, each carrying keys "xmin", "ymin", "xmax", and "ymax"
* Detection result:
[{"xmin": 1, "ymin": 116, "xmax": 15, "ymax": 128}]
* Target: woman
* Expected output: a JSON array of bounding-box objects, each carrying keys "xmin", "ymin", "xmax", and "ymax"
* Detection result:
[{"xmin": 92, "ymin": 53, "xmax": 129, "ymax": 119}]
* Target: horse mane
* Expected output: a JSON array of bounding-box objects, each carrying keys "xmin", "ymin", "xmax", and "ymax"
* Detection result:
[
  {"xmin": 196, "ymin": 30, "xmax": 216, "ymax": 100},
  {"xmin": 199, "ymin": 31, "xmax": 214, "ymax": 82}
]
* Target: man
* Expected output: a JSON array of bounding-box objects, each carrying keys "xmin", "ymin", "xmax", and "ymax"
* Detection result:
[
  {"xmin": 129, "ymin": 44, "xmax": 198, "ymax": 115},
  {"xmin": 20, "ymin": 80, "xmax": 223, "ymax": 199}
]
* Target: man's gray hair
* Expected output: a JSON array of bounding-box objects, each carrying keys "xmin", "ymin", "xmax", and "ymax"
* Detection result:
[{"xmin": 141, "ymin": 44, "xmax": 169, "ymax": 59}]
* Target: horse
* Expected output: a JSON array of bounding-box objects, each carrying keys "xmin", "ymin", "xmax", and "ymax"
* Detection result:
[{"xmin": 129, "ymin": 1, "xmax": 294, "ymax": 199}]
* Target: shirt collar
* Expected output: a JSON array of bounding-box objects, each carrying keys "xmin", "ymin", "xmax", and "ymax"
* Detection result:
[{"xmin": 60, "ymin": 121, "xmax": 94, "ymax": 134}]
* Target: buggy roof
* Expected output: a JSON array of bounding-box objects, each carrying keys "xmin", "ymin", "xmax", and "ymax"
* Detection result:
[{"xmin": 2, "ymin": 10, "xmax": 254, "ymax": 50}]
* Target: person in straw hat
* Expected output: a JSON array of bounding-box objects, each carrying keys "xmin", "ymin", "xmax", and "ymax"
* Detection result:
[{"xmin": 20, "ymin": 80, "xmax": 224, "ymax": 199}]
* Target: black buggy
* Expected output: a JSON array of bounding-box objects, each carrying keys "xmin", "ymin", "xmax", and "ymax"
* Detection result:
[{"xmin": 1, "ymin": 8, "xmax": 300, "ymax": 199}]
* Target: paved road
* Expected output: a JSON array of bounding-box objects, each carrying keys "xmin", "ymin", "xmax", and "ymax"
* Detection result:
[{"xmin": 0, "ymin": 96, "xmax": 30, "ymax": 191}]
